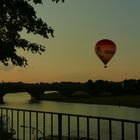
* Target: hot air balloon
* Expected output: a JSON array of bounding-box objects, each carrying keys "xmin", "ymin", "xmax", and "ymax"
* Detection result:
[{"xmin": 95, "ymin": 39, "xmax": 116, "ymax": 68}]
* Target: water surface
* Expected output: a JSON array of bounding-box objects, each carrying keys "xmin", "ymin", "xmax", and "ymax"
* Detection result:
[{"xmin": 2, "ymin": 92, "xmax": 140, "ymax": 121}]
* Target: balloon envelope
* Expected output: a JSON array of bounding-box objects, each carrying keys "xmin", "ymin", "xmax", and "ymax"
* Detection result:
[{"xmin": 95, "ymin": 39, "xmax": 116, "ymax": 68}]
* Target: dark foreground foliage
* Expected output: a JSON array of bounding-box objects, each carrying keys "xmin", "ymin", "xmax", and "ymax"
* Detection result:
[{"xmin": 0, "ymin": 0, "xmax": 64, "ymax": 66}]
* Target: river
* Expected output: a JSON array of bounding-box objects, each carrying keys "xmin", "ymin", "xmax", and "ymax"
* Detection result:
[
  {"xmin": 1, "ymin": 92, "xmax": 140, "ymax": 121},
  {"xmin": 1, "ymin": 92, "xmax": 140, "ymax": 140}
]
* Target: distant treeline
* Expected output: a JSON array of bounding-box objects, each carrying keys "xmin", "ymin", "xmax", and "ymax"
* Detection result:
[{"xmin": 0, "ymin": 79, "xmax": 140, "ymax": 96}]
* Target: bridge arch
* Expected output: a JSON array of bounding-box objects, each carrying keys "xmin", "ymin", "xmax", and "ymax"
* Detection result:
[
  {"xmin": 3, "ymin": 92, "xmax": 31, "ymax": 103},
  {"xmin": 0, "ymin": 90, "xmax": 45, "ymax": 103}
]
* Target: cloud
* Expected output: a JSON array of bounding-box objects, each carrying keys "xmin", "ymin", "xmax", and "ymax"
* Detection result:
[
  {"xmin": 0, "ymin": 64, "xmax": 34, "ymax": 72},
  {"xmin": 0, "ymin": 64, "xmax": 15, "ymax": 71},
  {"xmin": 17, "ymin": 66, "xmax": 34, "ymax": 72}
]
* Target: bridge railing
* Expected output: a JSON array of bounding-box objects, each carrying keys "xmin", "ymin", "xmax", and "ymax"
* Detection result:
[{"xmin": 0, "ymin": 106, "xmax": 140, "ymax": 140}]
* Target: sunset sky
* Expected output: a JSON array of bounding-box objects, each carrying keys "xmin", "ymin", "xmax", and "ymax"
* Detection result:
[{"xmin": 0, "ymin": 0, "xmax": 140, "ymax": 83}]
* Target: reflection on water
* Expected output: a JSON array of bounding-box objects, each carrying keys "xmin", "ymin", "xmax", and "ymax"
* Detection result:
[
  {"xmin": 1, "ymin": 92, "xmax": 140, "ymax": 140},
  {"xmin": 3, "ymin": 92, "xmax": 31, "ymax": 105},
  {"xmin": 1, "ymin": 92, "xmax": 140, "ymax": 121}
]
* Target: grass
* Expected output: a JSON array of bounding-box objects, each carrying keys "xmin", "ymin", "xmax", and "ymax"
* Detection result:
[{"xmin": 41, "ymin": 92, "xmax": 140, "ymax": 108}]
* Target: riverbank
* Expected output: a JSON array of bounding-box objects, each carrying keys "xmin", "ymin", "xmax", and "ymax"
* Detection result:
[{"xmin": 41, "ymin": 92, "xmax": 140, "ymax": 108}]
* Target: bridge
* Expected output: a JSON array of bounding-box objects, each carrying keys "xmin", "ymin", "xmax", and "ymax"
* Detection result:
[
  {"xmin": 0, "ymin": 88, "xmax": 45, "ymax": 103},
  {"xmin": 0, "ymin": 82, "xmax": 87, "ymax": 103}
]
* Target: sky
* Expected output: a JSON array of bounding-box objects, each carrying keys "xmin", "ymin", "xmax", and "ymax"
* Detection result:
[{"xmin": 0, "ymin": 0, "xmax": 140, "ymax": 83}]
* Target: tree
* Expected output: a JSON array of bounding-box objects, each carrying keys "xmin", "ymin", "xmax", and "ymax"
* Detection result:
[{"xmin": 0, "ymin": 0, "xmax": 64, "ymax": 67}]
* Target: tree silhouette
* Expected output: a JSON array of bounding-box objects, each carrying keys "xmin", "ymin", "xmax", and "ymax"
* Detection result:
[{"xmin": 0, "ymin": 0, "xmax": 64, "ymax": 67}]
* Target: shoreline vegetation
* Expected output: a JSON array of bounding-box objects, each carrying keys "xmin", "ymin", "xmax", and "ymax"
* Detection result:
[
  {"xmin": 41, "ymin": 91, "xmax": 140, "ymax": 109},
  {"xmin": 1, "ymin": 79, "xmax": 140, "ymax": 108}
]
